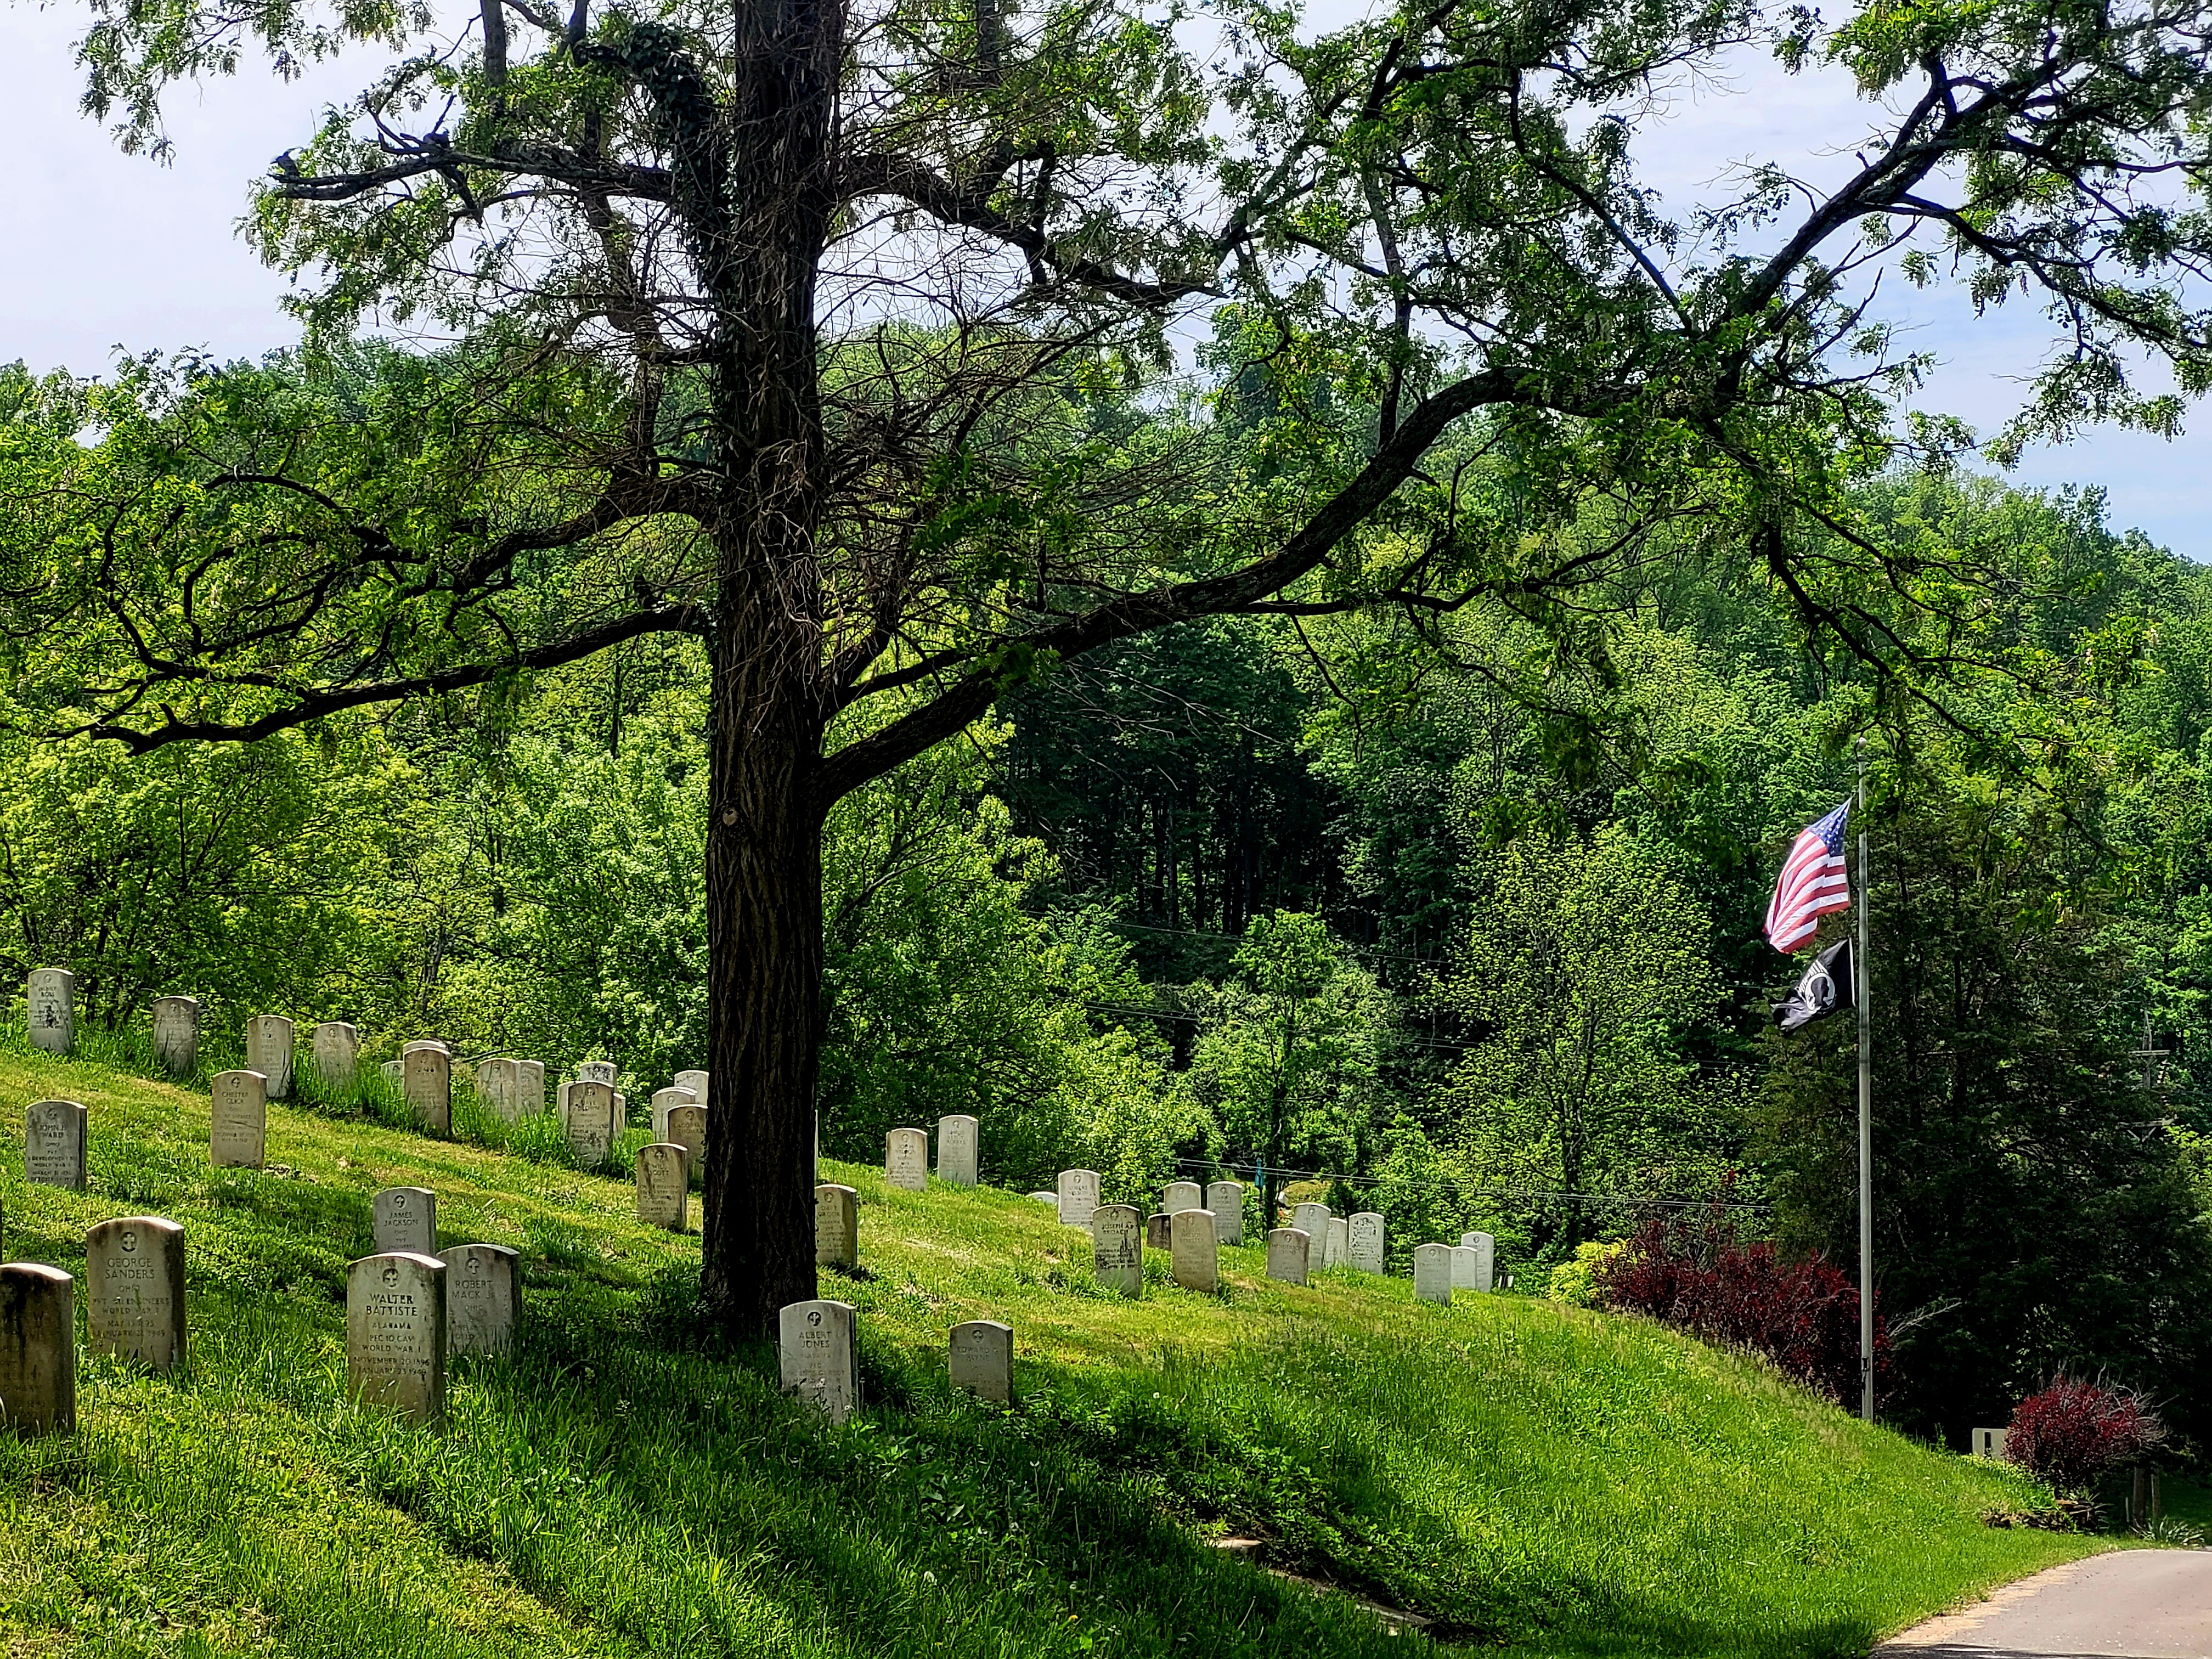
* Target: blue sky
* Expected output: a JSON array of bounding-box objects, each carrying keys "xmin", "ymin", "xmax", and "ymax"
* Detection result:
[{"xmin": 4, "ymin": 4, "xmax": 2207, "ymax": 557}]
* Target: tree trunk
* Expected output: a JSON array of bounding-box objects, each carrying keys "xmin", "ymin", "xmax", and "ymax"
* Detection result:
[
  {"xmin": 694, "ymin": 0, "xmax": 844, "ymax": 1338},
  {"xmin": 701, "ymin": 618, "xmax": 828, "ymax": 1335}
]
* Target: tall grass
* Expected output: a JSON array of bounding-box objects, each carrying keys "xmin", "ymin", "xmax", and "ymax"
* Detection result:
[{"xmin": 0, "ymin": 1040, "xmax": 2111, "ymax": 1657}]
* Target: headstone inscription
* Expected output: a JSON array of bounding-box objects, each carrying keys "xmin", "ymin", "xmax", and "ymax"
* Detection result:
[
  {"xmin": 565, "ymin": 1080, "xmax": 619, "ymax": 1165},
  {"xmin": 1292, "ymin": 1203, "xmax": 1331, "ymax": 1253},
  {"xmin": 1413, "ymin": 1244, "xmax": 1453, "ymax": 1305},
  {"xmin": 438, "ymin": 1243, "xmax": 519, "ymax": 1357},
  {"xmin": 373, "ymin": 1187, "xmax": 438, "ymax": 1256},
  {"xmin": 151, "ymin": 995, "xmax": 201, "ymax": 1074},
  {"xmin": 649, "ymin": 1087, "xmax": 697, "ymax": 1141},
  {"xmin": 346, "ymin": 1252, "xmax": 447, "ymax": 1424},
  {"xmin": 936, "ymin": 1114, "xmax": 979, "ymax": 1187},
  {"xmin": 1972, "ymin": 1427, "xmax": 2010, "ymax": 1459},
  {"xmin": 884, "ymin": 1127, "xmax": 929, "ymax": 1192},
  {"xmin": 1170, "ymin": 1209, "xmax": 1218, "ymax": 1293},
  {"xmin": 516, "ymin": 1059, "xmax": 547, "ymax": 1116},
  {"xmin": 1450, "ymin": 1244, "xmax": 1484, "ymax": 1293},
  {"xmin": 1056, "ymin": 1170, "xmax": 1100, "ymax": 1229},
  {"xmin": 1163, "ymin": 1180, "xmax": 1202, "ymax": 1215},
  {"xmin": 1347, "ymin": 1212, "xmax": 1385, "ymax": 1274},
  {"xmin": 950, "ymin": 1319, "xmax": 1014, "ymax": 1404},
  {"xmin": 313, "ymin": 1022, "xmax": 359, "ymax": 1087},
  {"xmin": 403, "ymin": 1045, "xmax": 452, "ymax": 1136},
  {"xmin": 1325, "ymin": 1217, "xmax": 1349, "ymax": 1270},
  {"xmin": 1146, "ymin": 1211, "xmax": 1173, "ymax": 1251},
  {"xmin": 1090, "ymin": 1205, "xmax": 1142, "ymax": 1298},
  {"xmin": 0, "ymin": 1263, "xmax": 75, "ymax": 1436},
  {"xmin": 577, "ymin": 1059, "xmax": 618, "ymax": 1086},
  {"xmin": 635, "ymin": 1143, "xmax": 690, "ymax": 1230},
  {"xmin": 208, "ymin": 1070, "xmax": 268, "ymax": 1169},
  {"xmin": 25, "ymin": 1099, "xmax": 87, "ymax": 1190},
  {"xmin": 673, "ymin": 1068, "xmax": 710, "ymax": 1103},
  {"xmin": 1459, "ymin": 1232, "xmax": 1496, "ymax": 1293},
  {"xmin": 475, "ymin": 1057, "xmax": 520, "ymax": 1122},
  {"xmin": 85, "ymin": 1216, "xmax": 187, "ymax": 1374},
  {"xmin": 245, "ymin": 1015, "xmax": 295, "ymax": 1099},
  {"xmin": 1206, "ymin": 1181, "xmax": 1244, "ymax": 1245},
  {"xmin": 815, "ymin": 1184, "xmax": 860, "ymax": 1269},
  {"xmin": 1266, "ymin": 1228, "xmax": 1310, "ymax": 1285},
  {"xmin": 26, "ymin": 968, "xmax": 73, "ymax": 1056},
  {"xmin": 779, "ymin": 1299, "xmax": 859, "ymax": 1423},
  {"xmin": 663, "ymin": 1104, "xmax": 707, "ymax": 1187}
]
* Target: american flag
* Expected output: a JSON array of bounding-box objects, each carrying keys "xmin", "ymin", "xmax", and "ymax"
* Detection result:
[{"xmin": 1765, "ymin": 800, "xmax": 1853, "ymax": 953}]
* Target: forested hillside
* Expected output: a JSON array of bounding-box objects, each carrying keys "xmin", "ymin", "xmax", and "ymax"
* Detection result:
[{"xmin": 5, "ymin": 336, "xmax": 2208, "ymax": 1452}]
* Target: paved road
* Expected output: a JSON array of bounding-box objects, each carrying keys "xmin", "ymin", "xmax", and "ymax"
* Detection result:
[{"xmin": 1876, "ymin": 1551, "xmax": 2212, "ymax": 1658}]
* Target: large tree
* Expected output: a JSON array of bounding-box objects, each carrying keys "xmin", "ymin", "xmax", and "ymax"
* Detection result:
[{"xmin": 9, "ymin": 0, "xmax": 2212, "ymax": 1333}]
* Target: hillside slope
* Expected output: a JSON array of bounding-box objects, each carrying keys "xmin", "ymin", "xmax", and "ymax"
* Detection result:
[{"xmin": 0, "ymin": 1040, "xmax": 2099, "ymax": 1657}]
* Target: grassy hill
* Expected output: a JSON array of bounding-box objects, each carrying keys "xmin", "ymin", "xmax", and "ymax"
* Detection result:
[{"xmin": 0, "ymin": 1037, "xmax": 2109, "ymax": 1658}]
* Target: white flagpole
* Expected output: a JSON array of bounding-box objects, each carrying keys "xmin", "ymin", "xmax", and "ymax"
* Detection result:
[{"xmin": 1857, "ymin": 746, "xmax": 1875, "ymax": 1424}]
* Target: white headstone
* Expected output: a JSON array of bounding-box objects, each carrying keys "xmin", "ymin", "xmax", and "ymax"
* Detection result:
[
  {"xmin": 673, "ymin": 1068, "xmax": 710, "ymax": 1104},
  {"xmin": 936, "ymin": 1115, "xmax": 979, "ymax": 1187},
  {"xmin": 402, "ymin": 1039, "xmax": 450, "ymax": 1056},
  {"xmin": 381, "ymin": 1059, "xmax": 403, "ymax": 1084},
  {"xmin": 209, "ymin": 1070, "xmax": 267, "ymax": 1169},
  {"xmin": 475, "ymin": 1057, "xmax": 520, "ymax": 1122},
  {"xmin": 1164, "ymin": 1180, "xmax": 1202, "ymax": 1215},
  {"xmin": 1267, "ymin": 1228, "xmax": 1310, "ymax": 1285},
  {"xmin": 0, "ymin": 1263, "xmax": 75, "ymax": 1436},
  {"xmin": 438, "ymin": 1243, "xmax": 518, "ymax": 1357},
  {"xmin": 25, "ymin": 968, "xmax": 73, "ymax": 1056},
  {"xmin": 816, "ymin": 1183, "xmax": 859, "ymax": 1269},
  {"xmin": 1325, "ymin": 1217, "xmax": 1349, "ymax": 1269},
  {"xmin": 1206, "ymin": 1182, "xmax": 1244, "ymax": 1246},
  {"xmin": 151, "ymin": 996, "xmax": 200, "ymax": 1074},
  {"xmin": 245, "ymin": 1015, "xmax": 294, "ymax": 1099},
  {"xmin": 1170, "ymin": 1208, "xmax": 1218, "ymax": 1293},
  {"xmin": 373, "ymin": 1186, "xmax": 438, "ymax": 1256},
  {"xmin": 1348, "ymin": 1212, "xmax": 1385, "ymax": 1273},
  {"xmin": 663, "ymin": 1104, "xmax": 707, "ymax": 1187},
  {"xmin": 950, "ymin": 1319, "xmax": 1014, "ymax": 1404},
  {"xmin": 779, "ymin": 1299, "xmax": 860, "ymax": 1423},
  {"xmin": 313, "ymin": 1022, "xmax": 359, "ymax": 1087},
  {"xmin": 1450, "ymin": 1244, "xmax": 1485, "ymax": 1292},
  {"xmin": 635, "ymin": 1143, "xmax": 690, "ymax": 1230},
  {"xmin": 85, "ymin": 1215, "xmax": 187, "ymax": 1374},
  {"xmin": 1055, "ymin": 1169, "xmax": 1100, "ymax": 1229},
  {"xmin": 516, "ymin": 1060, "xmax": 546, "ymax": 1116},
  {"xmin": 1091, "ymin": 1205, "xmax": 1143, "ymax": 1298},
  {"xmin": 1029, "ymin": 1191, "xmax": 1059, "ymax": 1209},
  {"xmin": 884, "ymin": 1127, "xmax": 928, "ymax": 1192},
  {"xmin": 347, "ymin": 1251, "xmax": 447, "ymax": 1423},
  {"xmin": 403, "ymin": 1046, "xmax": 452, "ymax": 1135},
  {"xmin": 1973, "ymin": 1427, "xmax": 2010, "ymax": 1460},
  {"xmin": 565, "ymin": 1080, "xmax": 619, "ymax": 1165},
  {"xmin": 25, "ymin": 1098, "xmax": 87, "ymax": 1190},
  {"xmin": 577, "ymin": 1059, "xmax": 618, "ymax": 1086},
  {"xmin": 1459, "ymin": 1232, "xmax": 1496, "ymax": 1293},
  {"xmin": 650, "ymin": 1087, "xmax": 697, "ymax": 1142},
  {"xmin": 1292, "ymin": 1203, "xmax": 1331, "ymax": 1254},
  {"xmin": 1413, "ymin": 1243, "xmax": 1453, "ymax": 1305}
]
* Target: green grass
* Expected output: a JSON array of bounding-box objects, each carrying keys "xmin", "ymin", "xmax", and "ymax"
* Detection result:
[{"xmin": 0, "ymin": 1040, "xmax": 2110, "ymax": 1657}]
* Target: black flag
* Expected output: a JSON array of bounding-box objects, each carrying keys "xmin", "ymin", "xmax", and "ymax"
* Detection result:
[{"xmin": 1772, "ymin": 938, "xmax": 1854, "ymax": 1032}]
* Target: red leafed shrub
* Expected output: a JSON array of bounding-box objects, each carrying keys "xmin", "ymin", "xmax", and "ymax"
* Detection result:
[
  {"xmin": 1590, "ymin": 1210, "xmax": 1887, "ymax": 1403},
  {"xmin": 2005, "ymin": 1378, "xmax": 2164, "ymax": 1493}
]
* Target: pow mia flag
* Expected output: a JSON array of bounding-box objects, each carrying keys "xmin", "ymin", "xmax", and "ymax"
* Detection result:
[{"xmin": 1772, "ymin": 938, "xmax": 1854, "ymax": 1032}]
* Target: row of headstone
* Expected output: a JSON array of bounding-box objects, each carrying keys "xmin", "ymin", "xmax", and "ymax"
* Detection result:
[
  {"xmin": 882, "ymin": 1116, "xmax": 981, "ymax": 1192},
  {"xmin": 777, "ymin": 1300, "xmax": 1017, "ymax": 1423},
  {"xmin": 0, "ymin": 1204, "xmax": 516, "ymax": 1438}
]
